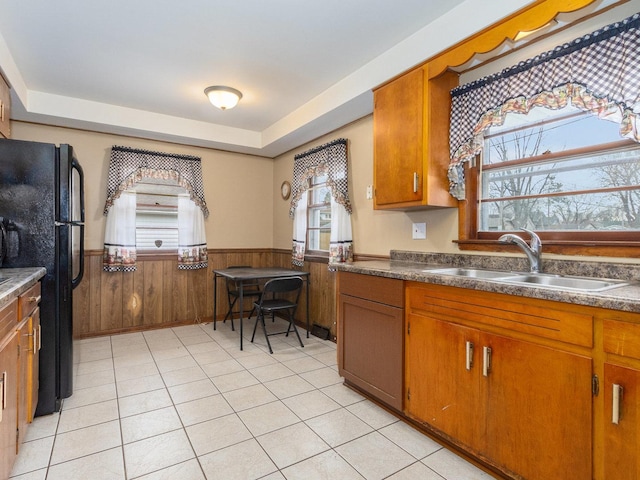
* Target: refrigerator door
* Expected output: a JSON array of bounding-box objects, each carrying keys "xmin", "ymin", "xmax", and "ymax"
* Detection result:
[{"xmin": 70, "ymin": 156, "xmax": 84, "ymax": 287}]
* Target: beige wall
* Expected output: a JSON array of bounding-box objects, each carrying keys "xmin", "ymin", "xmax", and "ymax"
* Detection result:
[
  {"xmin": 11, "ymin": 122, "xmax": 274, "ymax": 251},
  {"xmin": 273, "ymin": 115, "xmax": 461, "ymax": 256}
]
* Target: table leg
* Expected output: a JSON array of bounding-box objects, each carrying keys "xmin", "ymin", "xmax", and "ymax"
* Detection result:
[
  {"xmin": 306, "ymin": 276, "xmax": 310, "ymax": 338},
  {"xmin": 239, "ymin": 280, "xmax": 244, "ymax": 350},
  {"xmin": 213, "ymin": 272, "xmax": 218, "ymax": 331}
]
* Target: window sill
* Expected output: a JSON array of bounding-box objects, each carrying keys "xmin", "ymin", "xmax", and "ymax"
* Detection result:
[
  {"xmin": 304, "ymin": 252, "xmax": 329, "ymax": 264},
  {"xmin": 455, "ymin": 240, "xmax": 640, "ymax": 258}
]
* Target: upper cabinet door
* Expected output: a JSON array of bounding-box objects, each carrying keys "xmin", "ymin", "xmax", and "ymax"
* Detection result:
[
  {"xmin": 373, "ymin": 67, "xmax": 458, "ymax": 210},
  {"xmin": 0, "ymin": 74, "xmax": 10, "ymax": 139}
]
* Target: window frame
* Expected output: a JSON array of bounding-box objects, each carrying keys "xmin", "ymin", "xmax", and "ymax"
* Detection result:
[
  {"xmin": 305, "ymin": 175, "xmax": 332, "ymax": 257},
  {"xmin": 457, "ymin": 146, "xmax": 640, "ymax": 258}
]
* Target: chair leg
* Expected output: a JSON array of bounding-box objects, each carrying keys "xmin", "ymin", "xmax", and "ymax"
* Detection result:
[
  {"xmin": 260, "ymin": 314, "xmax": 273, "ymax": 354},
  {"xmin": 224, "ymin": 297, "xmax": 237, "ymax": 331},
  {"xmin": 251, "ymin": 313, "xmax": 260, "ymax": 343},
  {"xmin": 288, "ymin": 311, "xmax": 304, "ymax": 348}
]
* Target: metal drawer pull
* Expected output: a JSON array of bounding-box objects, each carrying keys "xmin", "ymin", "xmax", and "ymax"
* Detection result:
[
  {"xmin": 413, "ymin": 172, "xmax": 419, "ymax": 193},
  {"xmin": 1, "ymin": 371, "xmax": 6, "ymax": 410},
  {"xmin": 612, "ymin": 384, "xmax": 623, "ymax": 425},
  {"xmin": 483, "ymin": 346, "xmax": 492, "ymax": 377},
  {"xmin": 465, "ymin": 341, "xmax": 474, "ymax": 370},
  {"xmin": 29, "ymin": 295, "xmax": 42, "ymax": 304},
  {"xmin": 38, "ymin": 324, "xmax": 41, "ymax": 351}
]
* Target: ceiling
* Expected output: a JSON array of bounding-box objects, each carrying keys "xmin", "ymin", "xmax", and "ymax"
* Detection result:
[{"xmin": 0, "ymin": 0, "xmax": 538, "ymax": 157}]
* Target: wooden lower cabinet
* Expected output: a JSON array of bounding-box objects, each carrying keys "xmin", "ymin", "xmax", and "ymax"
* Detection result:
[
  {"xmin": 0, "ymin": 331, "xmax": 18, "ymax": 480},
  {"xmin": 405, "ymin": 282, "xmax": 593, "ymax": 479},
  {"xmin": 338, "ymin": 272, "xmax": 404, "ymax": 411},
  {"xmin": 603, "ymin": 363, "xmax": 640, "ymax": 480}
]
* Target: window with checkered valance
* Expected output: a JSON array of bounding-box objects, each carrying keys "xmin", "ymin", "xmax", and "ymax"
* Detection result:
[{"xmin": 448, "ymin": 12, "xmax": 640, "ymax": 200}]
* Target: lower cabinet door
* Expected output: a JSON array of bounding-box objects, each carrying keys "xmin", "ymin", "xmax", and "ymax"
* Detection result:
[
  {"xmin": 483, "ymin": 333, "xmax": 593, "ymax": 480},
  {"xmin": 0, "ymin": 333, "xmax": 18, "ymax": 480},
  {"xmin": 405, "ymin": 313, "xmax": 484, "ymax": 451},
  {"xmin": 604, "ymin": 363, "xmax": 640, "ymax": 480},
  {"xmin": 28, "ymin": 309, "xmax": 40, "ymax": 422}
]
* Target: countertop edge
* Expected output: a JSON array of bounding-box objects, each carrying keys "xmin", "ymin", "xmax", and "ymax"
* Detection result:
[
  {"xmin": 333, "ymin": 261, "xmax": 640, "ymax": 314},
  {"xmin": 0, "ymin": 267, "xmax": 47, "ymax": 310}
]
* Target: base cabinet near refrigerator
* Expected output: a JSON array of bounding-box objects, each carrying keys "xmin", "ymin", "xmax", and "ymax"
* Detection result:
[{"xmin": 0, "ymin": 281, "xmax": 41, "ymax": 479}]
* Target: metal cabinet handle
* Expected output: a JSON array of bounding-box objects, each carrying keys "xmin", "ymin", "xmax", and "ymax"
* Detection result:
[
  {"xmin": 465, "ymin": 341, "xmax": 474, "ymax": 370},
  {"xmin": 612, "ymin": 384, "xmax": 623, "ymax": 424},
  {"xmin": 413, "ymin": 172, "xmax": 419, "ymax": 193},
  {"xmin": 38, "ymin": 324, "xmax": 41, "ymax": 351},
  {"xmin": 29, "ymin": 295, "xmax": 42, "ymax": 304},
  {"xmin": 1, "ymin": 371, "xmax": 6, "ymax": 411},
  {"xmin": 483, "ymin": 346, "xmax": 492, "ymax": 377},
  {"xmin": 1, "ymin": 103, "xmax": 4, "ymax": 122}
]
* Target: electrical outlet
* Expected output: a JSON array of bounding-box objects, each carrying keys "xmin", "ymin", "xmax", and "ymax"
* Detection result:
[
  {"xmin": 412, "ymin": 222, "xmax": 426, "ymax": 239},
  {"xmin": 366, "ymin": 185, "xmax": 373, "ymax": 200}
]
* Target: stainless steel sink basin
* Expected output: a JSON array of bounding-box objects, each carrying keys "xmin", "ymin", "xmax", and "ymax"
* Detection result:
[
  {"xmin": 500, "ymin": 274, "xmax": 628, "ymax": 292},
  {"xmin": 427, "ymin": 267, "xmax": 513, "ymax": 279},
  {"xmin": 427, "ymin": 267, "xmax": 629, "ymax": 292}
]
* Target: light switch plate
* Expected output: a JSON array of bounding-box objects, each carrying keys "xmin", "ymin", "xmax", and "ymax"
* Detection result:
[
  {"xmin": 412, "ymin": 222, "xmax": 426, "ymax": 239},
  {"xmin": 366, "ymin": 185, "xmax": 373, "ymax": 200}
]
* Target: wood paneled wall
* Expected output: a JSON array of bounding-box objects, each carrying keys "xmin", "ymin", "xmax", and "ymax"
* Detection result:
[{"xmin": 73, "ymin": 249, "xmax": 337, "ymax": 340}]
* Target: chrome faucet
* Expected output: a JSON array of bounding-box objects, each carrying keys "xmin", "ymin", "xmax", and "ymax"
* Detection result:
[{"xmin": 498, "ymin": 228, "xmax": 542, "ymax": 273}]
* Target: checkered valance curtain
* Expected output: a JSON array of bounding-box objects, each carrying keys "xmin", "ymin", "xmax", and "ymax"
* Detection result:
[
  {"xmin": 289, "ymin": 138, "xmax": 353, "ymax": 266},
  {"xmin": 448, "ymin": 12, "xmax": 640, "ymax": 200},
  {"xmin": 104, "ymin": 146, "xmax": 209, "ymax": 218}
]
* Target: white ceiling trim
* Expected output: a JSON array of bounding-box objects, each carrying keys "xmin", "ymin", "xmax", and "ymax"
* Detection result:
[{"xmin": 2, "ymin": 0, "xmax": 534, "ymax": 157}]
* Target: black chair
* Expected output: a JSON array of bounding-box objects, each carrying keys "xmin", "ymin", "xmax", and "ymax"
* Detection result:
[
  {"xmin": 224, "ymin": 266, "xmax": 263, "ymax": 331},
  {"xmin": 251, "ymin": 276, "xmax": 304, "ymax": 354}
]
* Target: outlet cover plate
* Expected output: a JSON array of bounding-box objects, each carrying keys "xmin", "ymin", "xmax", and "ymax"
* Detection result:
[{"xmin": 412, "ymin": 222, "xmax": 426, "ymax": 239}]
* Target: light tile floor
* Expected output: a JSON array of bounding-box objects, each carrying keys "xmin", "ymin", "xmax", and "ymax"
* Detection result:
[{"xmin": 10, "ymin": 318, "xmax": 495, "ymax": 479}]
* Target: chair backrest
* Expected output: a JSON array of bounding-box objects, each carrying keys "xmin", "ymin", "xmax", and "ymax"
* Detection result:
[{"xmin": 262, "ymin": 276, "xmax": 304, "ymax": 303}]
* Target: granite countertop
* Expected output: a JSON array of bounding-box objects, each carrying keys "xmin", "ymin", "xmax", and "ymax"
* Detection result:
[
  {"xmin": 332, "ymin": 251, "xmax": 640, "ymax": 314},
  {"xmin": 0, "ymin": 267, "xmax": 47, "ymax": 309}
]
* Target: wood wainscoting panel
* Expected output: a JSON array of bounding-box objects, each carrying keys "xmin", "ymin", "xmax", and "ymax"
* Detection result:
[{"xmin": 74, "ymin": 249, "xmax": 338, "ymax": 339}]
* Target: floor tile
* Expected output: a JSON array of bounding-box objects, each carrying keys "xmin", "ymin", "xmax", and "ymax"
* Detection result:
[
  {"xmin": 151, "ymin": 345, "xmax": 190, "ymax": 361},
  {"xmin": 238, "ymin": 400, "xmax": 300, "ymax": 436},
  {"xmin": 113, "ymin": 351, "xmax": 155, "ymax": 369},
  {"xmin": 185, "ymin": 413, "xmax": 252, "ymax": 456},
  {"xmin": 175, "ymin": 393, "xmax": 234, "ymax": 426},
  {"xmin": 191, "ymin": 348, "xmax": 233, "ymax": 365},
  {"xmin": 335, "ymin": 431, "xmax": 415, "ymax": 480},
  {"xmin": 23, "ymin": 412, "xmax": 60, "ymax": 442},
  {"xmin": 50, "ymin": 420, "xmax": 121, "ymax": 465},
  {"xmin": 74, "ymin": 358, "xmax": 114, "ymax": 376},
  {"xmin": 299, "ymin": 366, "xmax": 343, "ymax": 388},
  {"xmin": 57, "ymin": 399, "xmax": 119, "ymax": 433},
  {"xmin": 167, "ymin": 378, "xmax": 219, "ymax": 404},
  {"xmin": 46, "ymin": 447, "xmax": 125, "ymax": 480},
  {"xmin": 118, "ymin": 388, "xmax": 173, "ymax": 418},
  {"xmin": 74, "ymin": 368, "xmax": 115, "ymax": 390},
  {"xmin": 114, "ymin": 362, "xmax": 159, "ymax": 382},
  {"xmin": 160, "ymin": 365, "xmax": 207, "ymax": 387},
  {"xmin": 133, "ymin": 458, "xmax": 205, "ymax": 480},
  {"xmin": 347, "ymin": 399, "xmax": 399, "ymax": 429},
  {"xmin": 305, "ymin": 408, "xmax": 373, "ymax": 447},
  {"xmin": 257, "ymin": 422, "xmax": 329, "ymax": 469},
  {"xmin": 281, "ymin": 449, "xmax": 365, "ymax": 480},
  {"xmin": 379, "ymin": 421, "xmax": 443, "ymax": 459},
  {"xmin": 235, "ymin": 351, "xmax": 278, "ymax": 369},
  {"xmin": 283, "ymin": 389, "xmax": 341, "ymax": 420},
  {"xmin": 198, "ymin": 438, "xmax": 277, "ymax": 480},
  {"xmin": 386, "ymin": 462, "xmax": 445, "ymax": 480},
  {"xmin": 61, "ymin": 383, "xmax": 117, "ymax": 410},
  {"xmin": 123, "ymin": 429, "xmax": 194, "ymax": 478},
  {"xmin": 249, "ymin": 362, "xmax": 295, "ymax": 383},
  {"xmin": 121, "ymin": 406, "xmax": 182, "ymax": 444},
  {"xmin": 10, "ymin": 436, "xmax": 54, "ymax": 477},
  {"xmin": 211, "ymin": 370, "xmax": 259, "ymax": 393},
  {"xmin": 282, "ymin": 355, "xmax": 326, "ymax": 374},
  {"xmin": 154, "ymin": 353, "xmax": 197, "ymax": 373},
  {"xmin": 422, "ymin": 447, "xmax": 494, "ymax": 479},
  {"xmin": 8, "ymin": 468, "xmax": 47, "ymax": 480},
  {"xmin": 117, "ymin": 374, "xmax": 165, "ymax": 397},
  {"xmin": 263, "ymin": 375, "xmax": 315, "ymax": 399},
  {"xmin": 223, "ymin": 383, "xmax": 278, "ymax": 412},
  {"xmin": 320, "ymin": 383, "xmax": 365, "ymax": 406}
]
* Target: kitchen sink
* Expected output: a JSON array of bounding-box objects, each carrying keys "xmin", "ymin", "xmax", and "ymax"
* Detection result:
[
  {"xmin": 427, "ymin": 268, "xmax": 629, "ymax": 292},
  {"xmin": 426, "ymin": 267, "xmax": 514, "ymax": 279},
  {"xmin": 500, "ymin": 274, "xmax": 628, "ymax": 292}
]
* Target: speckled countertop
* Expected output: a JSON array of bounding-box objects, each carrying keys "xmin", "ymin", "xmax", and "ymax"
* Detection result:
[
  {"xmin": 0, "ymin": 268, "xmax": 47, "ymax": 309},
  {"xmin": 332, "ymin": 250, "xmax": 640, "ymax": 314}
]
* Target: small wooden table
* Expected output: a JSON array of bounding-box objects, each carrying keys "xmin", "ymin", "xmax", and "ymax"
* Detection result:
[{"xmin": 213, "ymin": 267, "xmax": 311, "ymax": 350}]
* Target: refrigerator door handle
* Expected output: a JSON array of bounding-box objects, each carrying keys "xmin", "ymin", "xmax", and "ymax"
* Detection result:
[{"xmin": 71, "ymin": 222, "xmax": 84, "ymax": 289}]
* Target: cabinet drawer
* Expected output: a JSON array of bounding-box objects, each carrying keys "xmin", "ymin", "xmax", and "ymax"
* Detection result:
[
  {"xmin": 18, "ymin": 283, "xmax": 41, "ymax": 320},
  {"xmin": 0, "ymin": 299, "xmax": 18, "ymax": 341},
  {"xmin": 339, "ymin": 272, "xmax": 403, "ymax": 307},
  {"xmin": 407, "ymin": 282, "xmax": 593, "ymax": 348},
  {"xmin": 604, "ymin": 320, "xmax": 640, "ymax": 360}
]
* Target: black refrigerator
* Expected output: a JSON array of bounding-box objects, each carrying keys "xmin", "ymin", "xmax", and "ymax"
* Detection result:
[{"xmin": 0, "ymin": 139, "xmax": 84, "ymax": 416}]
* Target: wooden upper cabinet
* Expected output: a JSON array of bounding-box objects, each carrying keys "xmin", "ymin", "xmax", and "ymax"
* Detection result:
[
  {"xmin": 373, "ymin": 66, "xmax": 458, "ymax": 210},
  {"xmin": 0, "ymin": 73, "xmax": 10, "ymax": 139}
]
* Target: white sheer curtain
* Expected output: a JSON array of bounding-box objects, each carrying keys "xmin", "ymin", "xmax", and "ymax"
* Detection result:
[
  {"xmin": 329, "ymin": 197, "xmax": 353, "ymax": 264},
  {"xmin": 292, "ymin": 194, "xmax": 308, "ymax": 267},
  {"xmin": 103, "ymin": 191, "xmax": 137, "ymax": 272},
  {"xmin": 177, "ymin": 194, "xmax": 208, "ymax": 270}
]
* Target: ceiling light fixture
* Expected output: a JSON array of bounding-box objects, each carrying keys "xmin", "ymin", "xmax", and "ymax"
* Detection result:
[{"xmin": 204, "ymin": 86, "xmax": 243, "ymax": 110}]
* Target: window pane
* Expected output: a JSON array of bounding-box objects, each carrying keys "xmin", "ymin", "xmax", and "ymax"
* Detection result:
[
  {"xmin": 136, "ymin": 210, "xmax": 178, "ymax": 250},
  {"xmin": 306, "ymin": 175, "xmax": 332, "ymax": 252},
  {"xmin": 480, "ymin": 106, "xmax": 640, "ymax": 233}
]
